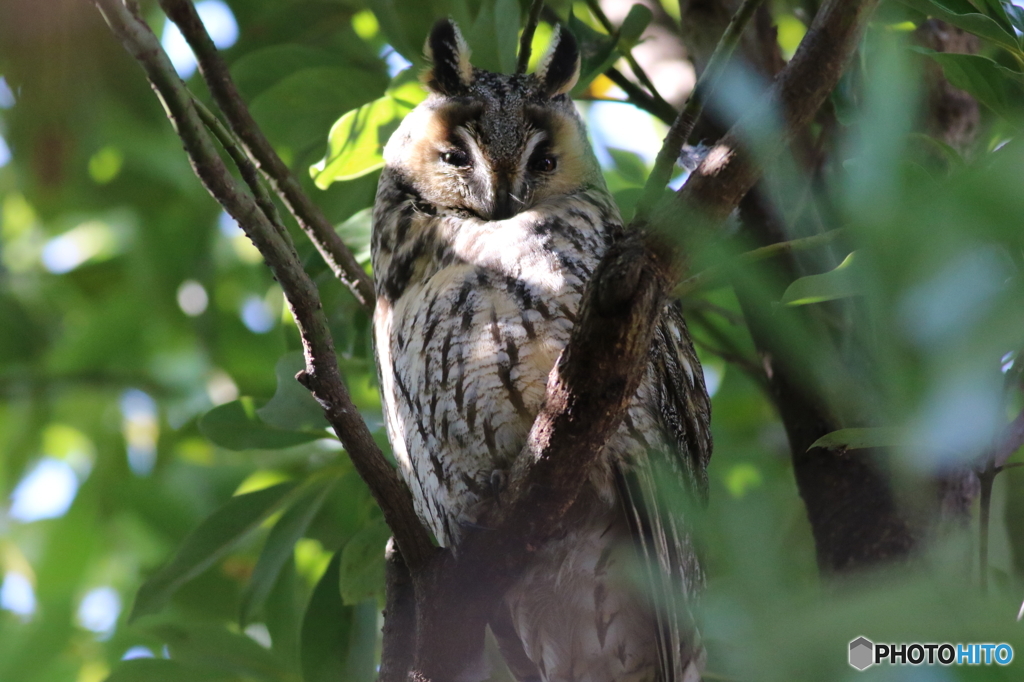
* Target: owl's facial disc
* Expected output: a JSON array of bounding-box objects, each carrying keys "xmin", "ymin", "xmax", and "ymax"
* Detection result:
[
  {"xmin": 391, "ymin": 19, "xmax": 597, "ymax": 221},
  {"xmin": 411, "ymin": 104, "xmax": 582, "ymax": 221}
]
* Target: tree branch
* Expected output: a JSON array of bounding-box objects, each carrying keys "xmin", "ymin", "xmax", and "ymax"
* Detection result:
[
  {"xmin": 516, "ymin": 0, "xmax": 545, "ymax": 74},
  {"xmin": 681, "ymin": 0, "xmax": 881, "ymax": 219},
  {"xmin": 158, "ymin": 0, "xmax": 376, "ymax": 310},
  {"xmin": 584, "ymin": 0, "xmax": 671, "ymax": 110},
  {"xmin": 635, "ymin": 0, "xmax": 766, "ymax": 225},
  {"xmin": 88, "ymin": 0, "xmax": 434, "ymax": 570},
  {"xmin": 605, "ymin": 66, "xmax": 678, "ymax": 125}
]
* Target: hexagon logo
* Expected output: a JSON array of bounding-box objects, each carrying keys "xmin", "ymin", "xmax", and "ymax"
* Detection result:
[{"xmin": 849, "ymin": 637, "xmax": 874, "ymax": 671}]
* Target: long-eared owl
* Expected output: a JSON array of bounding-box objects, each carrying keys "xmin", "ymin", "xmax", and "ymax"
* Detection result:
[{"xmin": 371, "ymin": 18, "xmax": 712, "ymax": 682}]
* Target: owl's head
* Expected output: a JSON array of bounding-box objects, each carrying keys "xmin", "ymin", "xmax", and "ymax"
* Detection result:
[{"xmin": 382, "ymin": 18, "xmax": 603, "ymax": 221}]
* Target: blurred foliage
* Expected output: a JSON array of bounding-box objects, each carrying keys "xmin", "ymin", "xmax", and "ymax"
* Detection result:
[{"xmin": 0, "ymin": 0, "xmax": 1021, "ymax": 681}]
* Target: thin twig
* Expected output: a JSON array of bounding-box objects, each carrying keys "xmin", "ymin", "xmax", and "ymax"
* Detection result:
[
  {"xmin": 674, "ymin": 228, "xmax": 846, "ymax": 297},
  {"xmin": 158, "ymin": 0, "xmax": 376, "ymax": 310},
  {"xmin": 605, "ymin": 67, "xmax": 677, "ymax": 125},
  {"xmin": 635, "ymin": 0, "xmax": 766, "ymax": 226},
  {"xmin": 89, "ymin": 0, "xmax": 434, "ymax": 570},
  {"xmin": 516, "ymin": 0, "xmax": 545, "ymax": 74},
  {"xmin": 192, "ymin": 96, "xmax": 284, "ymax": 235}
]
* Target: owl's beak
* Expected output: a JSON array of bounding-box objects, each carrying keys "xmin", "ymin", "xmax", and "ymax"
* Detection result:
[{"xmin": 489, "ymin": 172, "xmax": 518, "ymax": 221}]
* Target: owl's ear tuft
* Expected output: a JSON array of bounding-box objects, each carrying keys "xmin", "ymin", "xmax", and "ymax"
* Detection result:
[
  {"xmin": 535, "ymin": 25, "xmax": 580, "ymax": 97},
  {"xmin": 423, "ymin": 18, "xmax": 473, "ymax": 95}
]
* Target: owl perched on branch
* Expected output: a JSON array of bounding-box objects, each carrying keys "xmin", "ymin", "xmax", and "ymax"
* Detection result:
[{"xmin": 372, "ymin": 18, "xmax": 712, "ymax": 682}]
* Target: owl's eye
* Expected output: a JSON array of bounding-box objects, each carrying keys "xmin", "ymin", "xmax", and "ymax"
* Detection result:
[
  {"xmin": 440, "ymin": 149, "xmax": 471, "ymax": 168},
  {"xmin": 528, "ymin": 154, "xmax": 557, "ymax": 173}
]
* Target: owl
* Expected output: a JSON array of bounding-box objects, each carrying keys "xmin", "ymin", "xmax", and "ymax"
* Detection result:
[{"xmin": 371, "ymin": 18, "xmax": 712, "ymax": 682}]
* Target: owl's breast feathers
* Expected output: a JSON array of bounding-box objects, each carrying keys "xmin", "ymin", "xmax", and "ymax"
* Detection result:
[{"xmin": 372, "ymin": 171, "xmax": 624, "ymax": 544}]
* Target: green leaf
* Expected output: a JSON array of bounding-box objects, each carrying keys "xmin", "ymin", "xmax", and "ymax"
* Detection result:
[
  {"xmin": 780, "ymin": 252, "xmax": 865, "ymax": 306},
  {"xmin": 200, "ymin": 398, "xmax": 328, "ymax": 451},
  {"xmin": 334, "ymin": 208, "xmax": 374, "ymax": 265},
  {"xmin": 809, "ymin": 428, "xmax": 906, "ymax": 451},
  {"xmin": 300, "ymin": 552, "xmax": 352, "ymax": 682},
  {"xmin": 968, "ymin": 0, "xmax": 1015, "ymax": 33},
  {"xmin": 1006, "ymin": 2, "xmax": 1024, "ymax": 32},
  {"xmin": 131, "ymin": 482, "xmax": 298, "ymax": 620},
  {"xmin": 913, "ymin": 48, "xmax": 1024, "ymax": 125},
  {"xmin": 240, "ymin": 474, "xmax": 340, "ymax": 626},
  {"xmin": 618, "ymin": 3, "xmax": 653, "ymax": 50},
  {"xmin": 310, "ymin": 80, "xmax": 425, "ymax": 189},
  {"xmin": 152, "ymin": 622, "xmax": 295, "ymax": 682},
  {"xmin": 465, "ymin": 0, "xmax": 519, "ymax": 74},
  {"xmin": 338, "ymin": 516, "xmax": 390, "ymax": 605},
  {"xmin": 366, "ymin": 0, "xmax": 439, "ymax": 64},
  {"xmin": 908, "ymin": 132, "xmax": 966, "ymax": 170},
  {"xmin": 607, "ymin": 148, "xmax": 649, "ymax": 186},
  {"xmin": 103, "ymin": 659, "xmax": 231, "ymax": 682},
  {"xmin": 897, "ymin": 0, "xmax": 1022, "ymax": 55},
  {"xmin": 256, "ymin": 352, "xmax": 330, "ymax": 432},
  {"xmin": 250, "ymin": 67, "xmax": 389, "ymax": 152},
  {"xmin": 568, "ymin": 11, "xmax": 619, "ymax": 95},
  {"xmin": 230, "ymin": 45, "xmax": 342, "ymax": 102}
]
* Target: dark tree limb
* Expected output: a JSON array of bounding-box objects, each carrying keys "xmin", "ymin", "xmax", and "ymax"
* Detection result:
[
  {"xmin": 605, "ymin": 66, "xmax": 678, "ymax": 125},
  {"xmin": 681, "ymin": 0, "xmax": 881, "ymax": 219},
  {"xmin": 734, "ymin": 187, "xmax": 917, "ymax": 572},
  {"xmin": 380, "ymin": 539, "xmax": 417, "ymax": 682},
  {"xmin": 88, "ymin": 0, "xmax": 434, "ymax": 571},
  {"xmin": 158, "ymin": 0, "xmax": 376, "ymax": 310}
]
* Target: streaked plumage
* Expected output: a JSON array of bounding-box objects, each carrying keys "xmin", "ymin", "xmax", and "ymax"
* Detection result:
[{"xmin": 371, "ymin": 19, "xmax": 712, "ymax": 682}]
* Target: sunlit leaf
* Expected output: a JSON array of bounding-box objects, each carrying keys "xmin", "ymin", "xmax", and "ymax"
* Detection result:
[
  {"xmin": 131, "ymin": 482, "xmax": 298, "ymax": 620},
  {"xmin": 809, "ymin": 428, "xmax": 906, "ymax": 451},
  {"xmin": 310, "ymin": 80, "xmax": 426, "ymax": 188},
  {"xmin": 240, "ymin": 474, "xmax": 340, "ymax": 626},
  {"xmin": 780, "ymin": 252, "xmax": 864, "ymax": 306},
  {"xmin": 200, "ymin": 398, "xmax": 328, "ymax": 451}
]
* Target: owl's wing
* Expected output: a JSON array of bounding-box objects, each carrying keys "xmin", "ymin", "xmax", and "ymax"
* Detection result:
[
  {"xmin": 616, "ymin": 303, "xmax": 712, "ymax": 682},
  {"xmin": 651, "ymin": 302, "xmax": 713, "ymax": 502}
]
